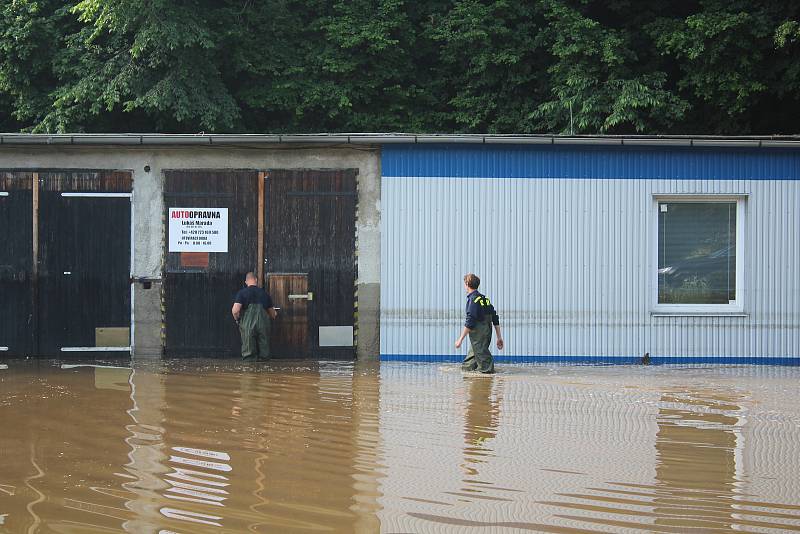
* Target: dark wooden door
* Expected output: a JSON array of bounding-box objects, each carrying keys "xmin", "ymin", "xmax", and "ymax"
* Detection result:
[
  {"xmin": 38, "ymin": 173, "xmax": 132, "ymax": 356},
  {"xmin": 265, "ymin": 169, "xmax": 357, "ymax": 359},
  {"xmin": 163, "ymin": 170, "xmax": 258, "ymax": 356},
  {"xmin": 0, "ymin": 173, "xmax": 33, "ymax": 357},
  {"xmin": 0, "ymin": 171, "xmax": 131, "ymax": 358},
  {"xmin": 267, "ymin": 273, "xmax": 309, "ymax": 358}
]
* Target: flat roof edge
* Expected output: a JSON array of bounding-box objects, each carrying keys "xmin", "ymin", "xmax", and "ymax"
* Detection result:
[{"xmin": 1, "ymin": 133, "xmax": 800, "ymax": 148}]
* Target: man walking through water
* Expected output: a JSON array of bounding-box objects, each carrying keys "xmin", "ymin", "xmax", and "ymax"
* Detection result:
[
  {"xmin": 232, "ymin": 272, "xmax": 277, "ymax": 360},
  {"xmin": 455, "ymin": 273, "xmax": 504, "ymax": 373}
]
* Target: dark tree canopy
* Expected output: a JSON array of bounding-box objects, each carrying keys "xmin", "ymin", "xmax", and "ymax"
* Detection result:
[{"xmin": 1, "ymin": 0, "xmax": 798, "ymax": 134}]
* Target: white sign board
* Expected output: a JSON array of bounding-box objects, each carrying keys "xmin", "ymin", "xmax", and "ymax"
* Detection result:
[{"xmin": 168, "ymin": 207, "xmax": 228, "ymax": 252}]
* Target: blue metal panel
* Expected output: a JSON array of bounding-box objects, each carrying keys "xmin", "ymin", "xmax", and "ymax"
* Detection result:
[
  {"xmin": 381, "ymin": 144, "xmax": 800, "ymax": 180},
  {"xmin": 380, "ymin": 145, "xmax": 800, "ymax": 362}
]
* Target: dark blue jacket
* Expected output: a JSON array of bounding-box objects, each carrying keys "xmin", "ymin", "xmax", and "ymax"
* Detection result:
[
  {"xmin": 234, "ymin": 285, "xmax": 273, "ymax": 311},
  {"xmin": 465, "ymin": 290, "xmax": 500, "ymax": 329}
]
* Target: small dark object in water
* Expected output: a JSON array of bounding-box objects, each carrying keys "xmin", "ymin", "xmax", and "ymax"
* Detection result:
[{"xmin": 641, "ymin": 352, "xmax": 651, "ymax": 365}]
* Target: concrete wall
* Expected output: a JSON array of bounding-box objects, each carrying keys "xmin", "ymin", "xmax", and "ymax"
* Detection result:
[{"xmin": 0, "ymin": 144, "xmax": 381, "ymax": 359}]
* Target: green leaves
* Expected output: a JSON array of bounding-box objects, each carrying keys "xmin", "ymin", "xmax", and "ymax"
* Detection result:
[
  {"xmin": 775, "ymin": 20, "xmax": 800, "ymax": 47},
  {"xmin": 427, "ymin": 1, "xmax": 547, "ymax": 132},
  {"xmin": 0, "ymin": 0, "xmax": 798, "ymax": 133},
  {"xmin": 531, "ymin": 0, "xmax": 686, "ymax": 133},
  {"xmin": 57, "ymin": 0, "xmax": 239, "ymax": 131},
  {"xmin": 647, "ymin": 0, "xmax": 800, "ymax": 132},
  {"xmin": 0, "ymin": 0, "xmax": 72, "ymax": 129}
]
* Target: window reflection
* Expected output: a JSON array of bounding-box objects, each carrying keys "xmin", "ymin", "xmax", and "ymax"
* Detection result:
[{"xmin": 658, "ymin": 202, "xmax": 737, "ymax": 304}]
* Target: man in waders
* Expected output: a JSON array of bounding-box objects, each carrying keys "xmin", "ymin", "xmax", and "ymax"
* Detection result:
[
  {"xmin": 231, "ymin": 272, "xmax": 277, "ymax": 360},
  {"xmin": 455, "ymin": 273, "xmax": 504, "ymax": 373}
]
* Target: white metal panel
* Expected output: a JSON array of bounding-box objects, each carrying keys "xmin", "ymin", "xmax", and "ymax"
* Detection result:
[
  {"xmin": 319, "ymin": 326, "xmax": 354, "ymax": 347},
  {"xmin": 381, "ymin": 177, "xmax": 800, "ymax": 359}
]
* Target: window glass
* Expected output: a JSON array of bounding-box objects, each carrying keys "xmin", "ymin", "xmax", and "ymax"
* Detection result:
[{"xmin": 658, "ymin": 202, "xmax": 736, "ymax": 304}]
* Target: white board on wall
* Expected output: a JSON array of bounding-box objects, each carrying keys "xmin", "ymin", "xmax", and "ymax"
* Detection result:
[
  {"xmin": 319, "ymin": 326, "xmax": 354, "ymax": 347},
  {"xmin": 168, "ymin": 207, "xmax": 228, "ymax": 252}
]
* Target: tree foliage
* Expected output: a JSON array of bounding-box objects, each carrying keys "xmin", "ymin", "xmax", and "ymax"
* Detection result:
[{"xmin": 0, "ymin": 0, "xmax": 797, "ymax": 134}]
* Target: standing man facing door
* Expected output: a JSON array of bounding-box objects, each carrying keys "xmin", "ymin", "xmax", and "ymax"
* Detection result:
[
  {"xmin": 232, "ymin": 272, "xmax": 278, "ymax": 360},
  {"xmin": 455, "ymin": 273, "xmax": 504, "ymax": 373}
]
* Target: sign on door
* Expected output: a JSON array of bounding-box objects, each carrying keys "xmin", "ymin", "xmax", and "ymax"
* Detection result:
[{"xmin": 168, "ymin": 207, "xmax": 228, "ymax": 252}]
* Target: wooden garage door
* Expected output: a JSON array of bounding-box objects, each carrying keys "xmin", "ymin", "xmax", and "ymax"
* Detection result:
[
  {"xmin": 266, "ymin": 169, "xmax": 357, "ymax": 359},
  {"xmin": 0, "ymin": 171, "xmax": 132, "ymax": 358},
  {"xmin": 0, "ymin": 173, "xmax": 33, "ymax": 357},
  {"xmin": 163, "ymin": 170, "xmax": 258, "ymax": 356}
]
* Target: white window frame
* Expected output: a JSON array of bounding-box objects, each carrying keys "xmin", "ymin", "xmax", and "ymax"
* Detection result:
[{"xmin": 651, "ymin": 194, "xmax": 746, "ymax": 315}]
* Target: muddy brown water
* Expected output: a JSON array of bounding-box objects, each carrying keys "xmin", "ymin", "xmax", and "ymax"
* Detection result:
[{"xmin": 1, "ymin": 361, "xmax": 800, "ymax": 533}]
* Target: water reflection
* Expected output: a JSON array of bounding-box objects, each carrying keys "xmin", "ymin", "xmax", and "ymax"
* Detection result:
[
  {"xmin": 459, "ymin": 375, "xmax": 502, "ymax": 487},
  {"xmin": 2, "ymin": 363, "xmax": 800, "ymax": 532},
  {"xmin": 544, "ymin": 387, "xmax": 748, "ymax": 532},
  {"xmin": 653, "ymin": 389, "xmax": 743, "ymax": 531},
  {"xmin": 0, "ymin": 361, "xmax": 386, "ymax": 533},
  {"xmin": 535, "ymin": 381, "xmax": 800, "ymax": 532},
  {"xmin": 0, "ymin": 364, "xmax": 134, "ymax": 532},
  {"xmin": 122, "ymin": 361, "xmax": 385, "ymax": 533}
]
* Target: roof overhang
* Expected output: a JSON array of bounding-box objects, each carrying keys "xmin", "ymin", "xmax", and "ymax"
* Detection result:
[{"xmin": 1, "ymin": 133, "xmax": 799, "ymax": 148}]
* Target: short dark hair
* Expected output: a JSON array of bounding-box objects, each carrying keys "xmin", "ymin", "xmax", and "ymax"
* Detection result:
[{"xmin": 464, "ymin": 273, "xmax": 480, "ymax": 290}]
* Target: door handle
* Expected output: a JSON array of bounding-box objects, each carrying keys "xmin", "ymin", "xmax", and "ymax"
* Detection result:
[{"xmin": 288, "ymin": 292, "xmax": 313, "ymax": 301}]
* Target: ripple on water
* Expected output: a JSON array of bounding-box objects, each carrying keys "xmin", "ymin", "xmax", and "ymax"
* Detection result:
[{"xmin": 0, "ymin": 360, "xmax": 798, "ymax": 532}]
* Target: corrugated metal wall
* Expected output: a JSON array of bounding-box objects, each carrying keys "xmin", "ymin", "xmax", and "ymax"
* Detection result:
[{"xmin": 380, "ymin": 145, "xmax": 800, "ymax": 362}]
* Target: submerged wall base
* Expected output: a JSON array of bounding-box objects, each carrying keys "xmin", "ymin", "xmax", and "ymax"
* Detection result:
[{"xmin": 380, "ymin": 354, "xmax": 800, "ymax": 365}]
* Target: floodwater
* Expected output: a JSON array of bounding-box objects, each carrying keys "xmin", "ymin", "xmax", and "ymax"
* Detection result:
[{"xmin": 1, "ymin": 361, "xmax": 800, "ymax": 533}]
